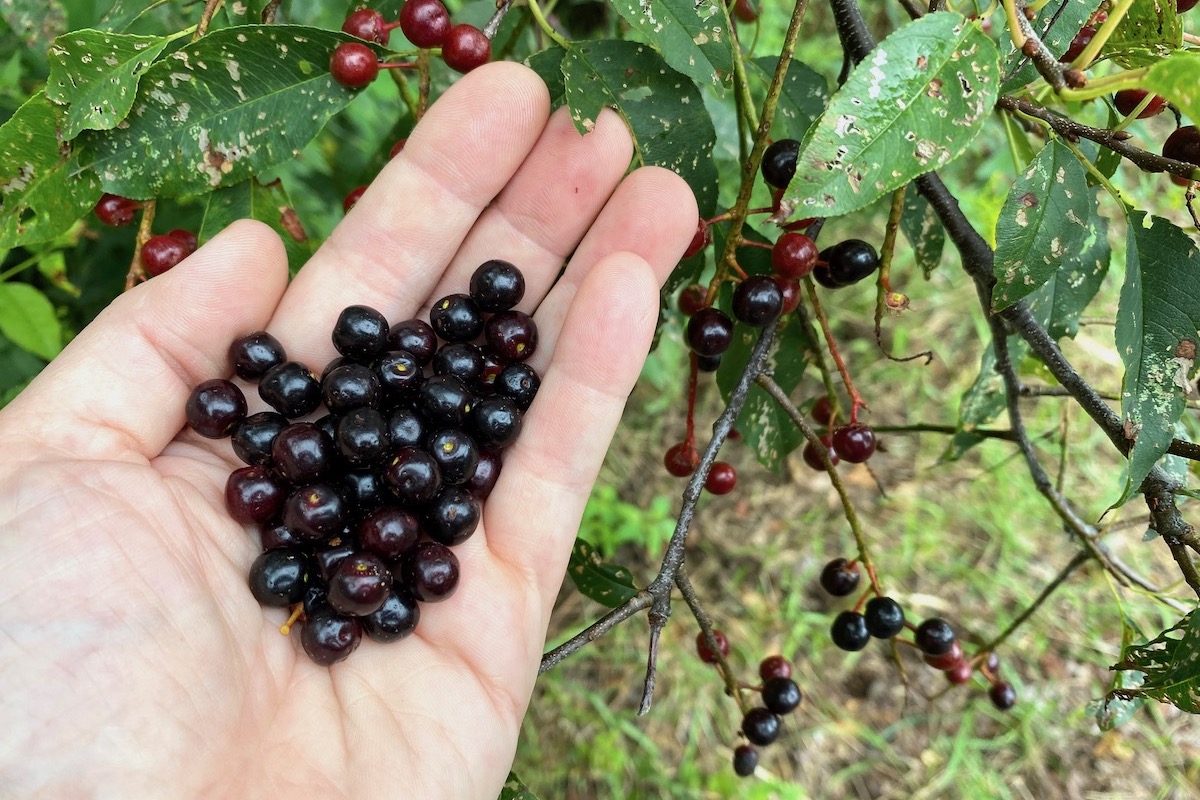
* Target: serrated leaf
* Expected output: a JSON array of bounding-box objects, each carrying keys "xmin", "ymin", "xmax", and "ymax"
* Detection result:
[
  {"xmin": 561, "ymin": 40, "xmax": 718, "ymax": 215},
  {"xmin": 0, "ymin": 282, "xmax": 62, "ymax": 360},
  {"xmin": 900, "ymin": 184, "xmax": 944, "ymax": 277},
  {"xmin": 46, "ymin": 30, "xmax": 170, "ymax": 139},
  {"xmin": 1000, "ymin": 0, "xmax": 1102, "ymax": 92},
  {"xmin": 524, "ymin": 47, "xmax": 565, "ymax": 104},
  {"xmin": 1112, "ymin": 611, "xmax": 1200, "ymax": 713},
  {"xmin": 1025, "ymin": 206, "xmax": 1109, "ymax": 340},
  {"xmin": 568, "ymin": 538, "xmax": 638, "ymax": 608},
  {"xmin": 498, "ymin": 772, "xmax": 539, "ymax": 800},
  {"xmin": 749, "ymin": 57, "xmax": 829, "ymax": 139},
  {"xmin": 992, "ymin": 141, "xmax": 1091, "ymax": 312},
  {"xmin": 0, "ymin": 0, "xmax": 67, "ymax": 61},
  {"xmin": 75, "ymin": 25, "xmax": 384, "ymax": 199},
  {"xmin": 608, "ymin": 0, "xmax": 732, "ymax": 88},
  {"xmin": 198, "ymin": 178, "xmax": 313, "ymax": 274},
  {"xmin": 1143, "ymin": 52, "xmax": 1200, "ymax": 134},
  {"xmin": 0, "ymin": 92, "xmax": 103, "ymax": 248},
  {"xmin": 781, "ymin": 13, "xmax": 1000, "ymax": 219},
  {"xmin": 1115, "ymin": 212, "xmax": 1200, "ymax": 505},
  {"xmin": 1103, "ymin": 0, "xmax": 1182, "ymax": 67}
]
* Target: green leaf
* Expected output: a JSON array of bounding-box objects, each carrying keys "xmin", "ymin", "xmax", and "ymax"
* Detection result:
[
  {"xmin": 1, "ymin": 0, "xmax": 68, "ymax": 61},
  {"xmin": 781, "ymin": 13, "xmax": 1001, "ymax": 219},
  {"xmin": 37, "ymin": 249, "xmax": 80, "ymax": 296},
  {"xmin": 1143, "ymin": 52, "xmax": 1200, "ymax": 133},
  {"xmin": 1112, "ymin": 611, "xmax": 1200, "ymax": 714},
  {"xmin": 0, "ymin": 92, "xmax": 103, "ymax": 248},
  {"xmin": 900, "ymin": 184, "xmax": 944, "ymax": 277},
  {"xmin": 991, "ymin": 141, "xmax": 1091, "ymax": 312},
  {"xmin": 567, "ymin": 537, "xmax": 638, "ymax": 608},
  {"xmin": 607, "ymin": 0, "xmax": 732, "ymax": 88},
  {"xmin": 498, "ymin": 772, "xmax": 539, "ymax": 800},
  {"xmin": 47, "ymin": 29, "xmax": 170, "ymax": 139},
  {"xmin": 943, "ymin": 339, "xmax": 1017, "ymax": 461},
  {"xmin": 1000, "ymin": 0, "xmax": 1102, "ymax": 92},
  {"xmin": 75, "ymin": 25, "xmax": 383, "ymax": 199},
  {"xmin": 749, "ymin": 57, "xmax": 829, "ymax": 140},
  {"xmin": 1024, "ymin": 206, "xmax": 1109, "ymax": 340},
  {"xmin": 198, "ymin": 178, "xmax": 313, "ymax": 274},
  {"xmin": 524, "ymin": 47, "xmax": 565, "ymax": 104},
  {"xmin": 1115, "ymin": 212, "xmax": 1200, "ymax": 505},
  {"xmin": 1103, "ymin": 0, "xmax": 1183, "ymax": 67},
  {"xmin": 560, "ymin": 40, "xmax": 718, "ymax": 215},
  {"xmin": 0, "ymin": 282, "xmax": 62, "ymax": 360}
]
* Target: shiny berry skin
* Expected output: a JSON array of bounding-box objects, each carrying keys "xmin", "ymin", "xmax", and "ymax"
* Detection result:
[
  {"xmin": 465, "ymin": 449, "xmax": 502, "ymax": 498},
  {"xmin": 423, "ymin": 486, "xmax": 482, "ymax": 545},
  {"xmin": 811, "ymin": 396, "xmax": 834, "ymax": 426},
  {"xmin": 338, "ymin": 469, "xmax": 386, "ymax": 514},
  {"xmin": 915, "ymin": 618, "xmax": 956, "ymax": 656},
  {"xmin": 400, "ymin": 0, "xmax": 451, "ymax": 47},
  {"xmin": 478, "ymin": 353, "xmax": 505, "ymax": 392},
  {"xmin": 695, "ymin": 629, "xmax": 729, "ymax": 663},
  {"xmin": 259, "ymin": 361, "xmax": 322, "ymax": 418},
  {"xmin": 819, "ymin": 557, "xmax": 859, "ymax": 596},
  {"xmin": 386, "ymin": 408, "xmax": 427, "ymax": 449},
  {"xmin": 314, "ymin": 413, "xmax": 338, "ymax": 443},
  {"xmin": 923, "ymin": 639, "xmax": 964, "ymax": 670},
  {"xmin": 1163, "ymin": 125, "xmax": 1200, "ymax": 186},
  {"xmin": 376, "ymin": 350, "xmax": 424, "ymax": 399},
  {"xmin": 683, "ymin": 219, "xmax": 711, "ymax": 258},
  {"xmin": 741, "ymin": 708, "xmax": 781, "ymax": 746},
  {"xmin": 732, "ymin": 275, "xmax": 783, "ymax": 327},
  {"xmin": 832, "ymin": 423, "xmax": 876, "ymax": 463},
  {"xmin": 759, "ymin": 655, "xmax": 792, "ymax": 681},
  {"xmin": 283, "ymin": 484, "xmax": 347, "ymax": 540},
  {"xmin": 686, "ymin": 307, "xmax": 734, "ymax": 357},
  {"xmin": 432, "ymin": 343, "xmax": 485, "ymax": 385},
  {"xmin": 428, "ymin": 429, "xmax": 480, "ymax": 485},
  {"xmin": 985, "ymin": 651, "xmax": 1001, "ymax": 672},
  {"xmin": 830, "ymin": 610, "xmax": 870, "ymax": 651},
  {"xmin": 733, "ymin": 0, "xmax": 758, "ymax": 22},
  {"xmin": 272, "ymin": 422, "xmax": 335, "ymax": 484},
  {"xmin": 315, "ymin": 535, "xmax": 357, "ymax": 582},
  {"xmin": 336, "ymin": 408, "xmax": 392, "ymax": 468},
  {"xmin": 418, "ymin": 375, "xmax": 474, "ymax": 427},
  {"xmin": 485, "ymin": 310, "xmax": 538, "ymax": 363},
  {"xmin": 384, "ymin": 447, "xmax": 443, "ymax": 506},
  {"xmin": 226, "ymin": 466, "xmax": 287, "ymax": 524},
  {"xmin": 762, "ymin": 677, "xmax": 802, "ymax": 715},
  {"xmin": 470, "ymin": 396, "xmax": 523, "ymax": 450},
  {"xmin": 343, "ymin": 187, "xmax": 366, "ymax": 213},
  {"xmin": 495, "ymin": 364, "xmax": 539, "ymax": 411},
  {"xmin": 697, "ymin": 354, "xmax": 721, "ymax": 373},
  {"xmin": 811, "ymin": 255, "xmax": 842, "ymax": 289},
  {"xmin": 330, "ymin": 42, "xmax": 378, "ymax": 89},
  {"xmin": 732, "ymin": 744, "xmax": 758, "ymax": 777},
  {"xmin": 186, "ymin": 379, "xmax": 247, "ymax": 438},
  {"xmin": 761, "ymin": 139, "xmax": 800, "ymax": 189},
  {"xmin": 142, "ymin": 234, "xmax": 189, "ymax": 276},
  {"xmin": 327, "ymin": 552, "xmax": 392, "ymax": 616},
  {"xmin": 989, "ymin": 681, "xmax": 1017, "ymax": 710},
  {"xmin": 259, "ymin": 521, "xmax": 305, "ymax": 550},
  {"xmin": 1113, "ymin": 89, "xmax": 1166, "ymax": 118},
  {"xmin": 333, "ymin": 305, "xmax": 389, "ymax": 360},
  {"xmin": 442, "ymin": 24, "xmax": 490, "ymax": 73},
  {"xmin": 403, "ymin": 541, "xmax": 460, "ymax": 602},
  {"xmin": 342, "ymin": 8, "xmax": 388, "ymax": 42},
  {"xmin": 826, "ymin": 240, "xmax": 880, "ymax": 286},
  {"xmin": 704, "ymin": 462, "xmax": 737, "ymax": 495},
  {"xmin": 664, "ymin": 442, "xmax": 699, "ymax": 477},
  {"xmin": 863, "ymin": 596, "xmax": 905, "ymax": 639},
  {"xmin": 93, "ymin": 193, "xmax": 139, "ymax": 226},
  {"xmin": 322, "ymin": 363, "xmax": 381, "ymax": 414},
  {"xmin": 388, "ymin": 319, "xmax": 437, "ymax": 364},
  {"xmin": 677, "ymin": 284, "xmax": 708, "ymax": 316},
  {"xmin": 359, "ymin": 506, "xmax": 421, "ymax": 560},
  {"xmin": 167, "ymin": 229, "xmax": 198, "ymax": 253},
  {"xmin": 1181, "ymin": 0, "xmax": 1199, "ymax": 11},
  {"xmin": 1060, "ymin": 25, "xmax": 1095, "ymax": 62},
  {"xmin": 771, "ymin": 232, "xmax": 818, "ymax": 279},
  {"xmin": 430, "ymin": 294, "xmax": 484, "ymax": 343},
  {"xmin": 248, "ymin": 548, "xmax": 310, "ymax": 606},
  {"xmin": 301, "ymin": 606, "xmax": 362, "ymax": 665},
  {"xmin": 362, "ymin": 586, "xmax": 421, "ymax": 643},
  {"xmin": 775, "ymin": 277, "xmax": 801, "ymax": 314},
  {"xmin": 802, "ymin": 434, "xmax": 840, "ymax": 471},
  {"xmin": 946, "ymin": 661, "xmax": 973, "ymax": 685},
  {"xmin": 229, "ymin": 331, "xmax": 286, "ymax": 381},
  {"xmin": 470, "ymin": 259, "xmax": 525, "ymax": 312}
]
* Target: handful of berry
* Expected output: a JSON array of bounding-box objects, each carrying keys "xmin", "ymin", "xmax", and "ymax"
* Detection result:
[{"xmin": 185, "ymin": 260, "xmax": 539, "ymax": 665}]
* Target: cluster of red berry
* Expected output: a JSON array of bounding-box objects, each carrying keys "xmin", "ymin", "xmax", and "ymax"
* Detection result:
[{"xmin": 92, "ymin": 193, "xmax": 198, "ymax": 277}]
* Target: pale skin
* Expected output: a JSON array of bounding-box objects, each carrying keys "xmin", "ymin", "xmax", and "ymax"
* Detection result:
[{"xmin": 0, "ymin": 63, "xmax": 697, "ymax": 798}]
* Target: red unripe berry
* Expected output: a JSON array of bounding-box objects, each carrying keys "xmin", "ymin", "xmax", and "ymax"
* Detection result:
[
  {"xmin": 922, "ymin": 639, "xmax": 964, "ymax": 670},
  {"xmin": 1179, "ymin": 0, "xmax": 1198, "ymax": 12},
  {"xmin": 704, "ymin": 462, "xmax": 737, "ymax": 495},
  {"xmin": 141, "ymin": 234, "xmax": 190, "ymax": 276},
  {"xmin": 677, "ymin": 284, "xmax": 708, "ymax": 316},
  {"xmin": 342, "ymin": 8, "xmax": 389, "ymax": 43},
  {"xmin": 343, "ymin": 186, "xmax": 367, "ymax": 213},
  {"xmin": 696, "ymin": 629, "xmax": 729, "ymax": 663},
  {"xmin": 946, "ymin": 661, "xmax": 973, "ymax": 685},
  {"xmin": 1113, "ymin": 89, "xmax": 1166, "ymax": 119},
  {"xmin": 330, "ymin": 42, "xmax": 379, "ymax": 89},
  {"xmin": 783, "ymin": 216, "xmax": 817, "ymax": 232},
  {"xmin": 167, "ymin": 228, "xmax": 197, "ymax": 254},
  {"xmin": 810, "ymin": 396, "xmax": 834, "ymax": 426},
  {"xmin": 1060, "ymin": 25, "xmax": 1096, "ymax": 62},
  {"xmin": 802, "ymin": 434, "xmax": 839, "ymax": 471},
  {"xmin": 832, "ymin": 423, "xmax": 876, "ymax": 463},
  {"xmin": 759, "ymin": 655, "xmax": 792, "ymax": 681},
  {"xmin": 1163, "ymin": 125, "xmax": 1200, "ymax": 187},
  {"xmin": 775, "ymin": 277, "xmax": 801, "ymax": 314},
  {"xmin": 400, "ymin": 0, "xmax": 451, "ymax": 48},
  {"xmin": 733, "ymin": 0, "xmax": 758, "ymax": 22},
  {"xmin": 664, "ymin": 441, "xmax": 699, "ymax": 477},
  {"xmin": 683, "ymin": 218, "xmax": 711, "ymax": 259},
  {"xmin": 389, "ymin": 138, "xmax": 408, "ymax": 159},
  {"xmin": 772, "ymin": 232, "xmax": 818, "ymax": 279},
  {"xmin": 93, "ymin": 193, "xmax": 140, "ymax": 226},
  {"xmin": 442, "ymin": 24, "xmax": 490, "ymax": 74}
]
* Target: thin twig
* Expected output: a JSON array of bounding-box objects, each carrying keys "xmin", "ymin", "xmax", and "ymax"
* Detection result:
[
  {"xmin": 539, "ymin": 593, "xmax": 653, "ymax": 672},
  {"xmin": 483, "ymin": 0, "xmax": 514, "ymax": 38},
  {"xmin": 677, "ymin": 569, "xmax": 749, "ymax": 712},
  {"xmin": 972, "ymin": 551, "xmax": 1090, "ymax": 661},
  {"xmin": 123, "ymin": 200, "xmax": 156, "ymax": 291}
]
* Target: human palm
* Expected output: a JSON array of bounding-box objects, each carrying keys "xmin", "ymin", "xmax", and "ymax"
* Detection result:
[{"xmin": 0, "ymin": 63, "xmax": 696, "ymax": 798}]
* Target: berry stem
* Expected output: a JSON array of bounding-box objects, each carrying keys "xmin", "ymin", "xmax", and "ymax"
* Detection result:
[
  {"xmin": 1058, "ymin": 68, "xmax": 1149, "ymax": 102},
  {"xmin": 526, "ymin": 0, "xmax": 570, "ymax": 49},
  {"xmin": 872, "ymin": 188, "xmax": 932, "ymax": 364},
  {"xmin": 704, "ymin": 206, "xmax": 775, "ymax": 226},
  {"xmin": 124, "ymin": 199, "xmax": 156, "ymax": 291},
  {"xmin": 792, "ymin": 297, "xmax": 845, "ymax": 424},
  {"xmin": 801, "ymin": 278, "xmax": 867, "ymax": 422},
  {"xmin": 677, "ymin": 569, "xmax": 751, "ymax": 713},
  {"xmin": 379, "ymin": 61, "xmax": 419, "ymax": 70},
  {"xmin": 685, "ymin": 353, "xmax": 699, "ymax": 446},
  {"xmin": 735, "ymin": 237, "xmax": 773, "ymax": 250},
  {"xmin": 279, "ymin": 603, "xmax": 305, "ymax": 635}
]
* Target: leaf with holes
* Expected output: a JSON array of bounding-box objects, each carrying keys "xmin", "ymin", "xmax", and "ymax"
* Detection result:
[
  {"xmin": 992, "ymin": 141, "xmax": 1091, "ymax": 312},
  {"xmin": 0, "ymin": 93, "xmax": 103, "ymax": 248},
  {"xmin": 525, "ymin": 47, "xmax": 565, "ymax": 104},
  {"xmin": 900, "ymin": 184, "xmax": 944, "ymax": 277},
  {"xmin": 47, "ymin": 30, "xmax": 171, "ymax": 139},
  {"xmin": 198, "ymin": 178, "xmax": 313, "ymax": 274},
  {"xmin": 499, "ymin": 773, "xmax": 539, "ymax": 800},
  {"xmin": 568, "ymin": 538, "xmax": 638, "ymax": 608},
  {"xmin": 1112, "ymin": 611, "xmax": 1200, "ymax": 714},
  {"xmin": 1114, "ymin": 212, "xmax": 1200, "ymax": 506},
  {"xmin": 1143, "ymin": 52, "xmax": 1200, "ymax": 131},
  {"xmin": 1103, "ymin": 0, "xmax": 1182, "ymax": 67},
  {"xmin": 608, "ymin": 0, "xmax": 732, "ymax": 88},
  {"xmin": 780, "ymin": 13, "xmax": 1000, "ymax": 220},
  {"xmin": 1000, "ymin": 0, "xmax": 1102, "ymax": 92},
  {"xmin": 750, "ymin": 57, "xmax": 829, "ymax": 139},
  {"xmin": 0, "ymin": 282, "xmax": 62, "ymax": 361},
  {"xmin": 1024, "ymin": 205, "xmax": 1110, "ymax": 340},
  {"xmin": 74, "ymin": 25, "xmax": 387, "ymax": 199},
  {"xmin": 561, "ymin": 40, "xmax": 718, "ymax": 215}
]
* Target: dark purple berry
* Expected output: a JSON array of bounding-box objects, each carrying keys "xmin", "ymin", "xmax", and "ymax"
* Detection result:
[
  {"xmin": 733, "ymin": 744, "xmax": 758, "ymax": 777},
  {"xmin": 337, "ymin": 470, "xmax": 386, "ymax": 515},
  {"xmin": 697, "ymin": 354, "xmax": 721, "ymax": 372},
  {"xmin": 759, "ymin": 655, "xmax": 792, "ymax": 681},
  {"xmin": 429, "ymin": 294, "xmax": 483, "ymax": 343},
  {"xmin": 335, "ymin": 408, "xmax": 391, "ymax": 468},
  {"xmin": 332, "ymin": 305, "xmax": 389, "ymax": 360},
  {"xmin": 229, "ymin": 331, "xmax": 286, "ymax": 381},
  {"xmin": 272, "ymin": 422, "xmax": 335, "ymax": 484},
  {"xmin": 686, "ymin": 307, "xmax": 734, "ymax": 357},
  {"xmin": 819, "ymin": 558, "xmax": 859, "ymax": 596},
  {"xmin": 225, "ymin": 466, "xmax": 287, "ymax": 524},
  {"xmin": 384, "ymin": 447, "xmax": 442, "ymax": 506},
  {"xmin": 741, "ymin": 707, "xmax": 781, "ymax": 746},
  {"xmin": 315, "ymin": 534, "xmax": 358, "ymax": 582},
  {"xmin": 248, "ymin": 548, "xmax": 310, "ymax": 606},
  {"xmin": 376, "ymin": 349, "xmax": 424, "ymax": 400},
  {"xmin": 186, "ymin": 379, "xmax": 247, "ymax": 438},
  {"xmin": 358, "ymin": 506, "xmax": 421, "ymax": 560},
  {"xmin": 283, "ymin": 484, "xmax": 347, "ymax": 540},
  {"xmin": 989, "ymin": 681, "xmax": 1017, "ymax": 710},
  {"xmin": 484, "ymin": 310, "xmax": 538, "ymax": 363},
  {"xmin": 762, "ymin": 677, "xmax": 802, "ymax": 715},
  {"xmin": 259, "ymin": 521, "xmax": 305, "ymax": 550},
  {"xmin": 470, "ymin": 396, "xmax": 523, "ymax": 450},
  {"xmin": 469, "ymin": 259, "xmax": 525, "ymax": 312},
  {"xmin": 465, "ymin": 449, "xmax": 501, "ymax": 498},
  {"xmin": 732, "ymin": 275, "xmax": 783, "ymax": 327},
  {"xmin": 495, "ymin": 364, "xmax": 539, "ymax": 411},
  {"xmin": 418, "ymin": 374, "xmax": 474, "ymax": 427},
  {"xmin": 259, "ymin": 362, "xmax": 322, "ymax": 418},
  {"xmin": 761, "ymin": 139, "xmax": 800, "ymax": 189},
  {"xmin": 327, "ymin": 552, "xmax": 391, "ymax": 616},
  {"xmin": 427, "ymin": 429, "xmax": 480, "ymax": 485},
  {"xmin": 830, "ymin": 610, "xmax": 870, "ymax": 651},
  {"xmin": 386, "ymin": 407, "xmax": 426, "ymax": 449},
  {"xmin": 423, "ymin": 486, "xmax": 482, "ymax": 546},
  {"xmin": 232, "ymin": 411, "xmax": 288, "ymax": 466},
  {"xmin": 432, "ymin": 343, "xmax": 485, "ymax": 384},
  {"xmin": 863, "ymin": 596, "xmax": 905, "ymax": 639},
  {"xmin": 915, "ymin": 618, "xmax": 956, "ymax": 656},
  {"xmin": 322, "ymin": 363, "xmax": 381, "ymax": 414},
  {"xmin": 301, "ymin": 606, "xmax": 362, "ymax": 665},
  {"xmin": 362, "ymin": 586, "xmax": 421, "ymax": 643},
  {"xmin": 403, "ymin": 541, "xmax": 460, "ymax": 602},
  {"xmin": 826, "ymin": 240, "xmax": 880, "ymax": 286},
  {"xmin": 387, "ymin": 319, "xmax": 437, "ymax": 364}
]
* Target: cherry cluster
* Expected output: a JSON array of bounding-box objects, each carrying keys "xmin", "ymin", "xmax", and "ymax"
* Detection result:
[
  {"xmin": 801, "ymin": 394, "xmax": 876, "ymax": 471},
  {"xmin": 183, "ymin": 260, "xmax": 539, "ymax": 665},
  {"xmin": 331, "ymin": 0, "xmax": 490, "ymax": 90},
  {"xmin": 92, "ymin": 193, "xmax": 199, "ymax": 277},
  {"xmin": 820, "ymin": 558, "xmax": 1017, "ymax": 711}
]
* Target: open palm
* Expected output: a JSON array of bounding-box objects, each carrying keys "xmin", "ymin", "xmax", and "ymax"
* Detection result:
[{"xmin": 0, "ymin": 63, "xmax": 696, "ymax": 799}]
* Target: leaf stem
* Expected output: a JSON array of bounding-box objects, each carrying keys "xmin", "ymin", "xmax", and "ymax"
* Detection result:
[{"xmin": 526, "ymin": 0, "xmax": 570, "ymax": 49}]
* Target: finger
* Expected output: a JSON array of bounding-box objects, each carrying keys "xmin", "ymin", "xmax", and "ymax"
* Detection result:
[
  {"xmin": 483, "ymin": 252, "xmax": 665, "ymax": 612},
  {"xmin": 0, "ymin": 221, "xmax": 289, "ymax": 462},
  {"xmin": 419, "ymin": 107, "xmax": 633, "ymax": 316},
  {"xmin": 268, "ymin": 62, "xmax": 551, "ymax": 366}
]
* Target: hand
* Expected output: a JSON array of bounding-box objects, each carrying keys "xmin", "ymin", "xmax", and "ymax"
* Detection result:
[{"xmin": 0, "ymin": 63, "xmax": 696, "ymax": 799}]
